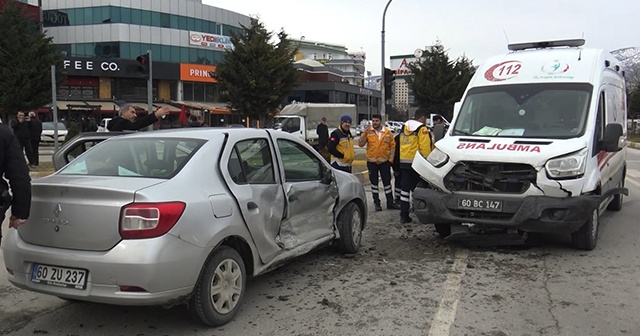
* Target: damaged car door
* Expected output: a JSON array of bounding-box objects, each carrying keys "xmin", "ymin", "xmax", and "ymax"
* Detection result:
[
  {"xmin": 273, "ymin": 137, "xmax": 338, "ymax": 250},
  {"xmin": 224, "ymin": 136, "xmax": 286, "ymax": 264}
]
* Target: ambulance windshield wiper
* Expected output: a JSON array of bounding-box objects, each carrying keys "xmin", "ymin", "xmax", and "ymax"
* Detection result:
[{"xmin": 452, "ymin": 129, "xmax": 473, "ymax": 136}]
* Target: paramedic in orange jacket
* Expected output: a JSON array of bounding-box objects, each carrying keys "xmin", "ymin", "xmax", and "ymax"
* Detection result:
[
  {"xmin": 358, "ymin": 114, "xmax": 399, "ymax": 211},
  {"xmin": 398, "ymin": 108, "xmax": 432, "ymax": 223}
]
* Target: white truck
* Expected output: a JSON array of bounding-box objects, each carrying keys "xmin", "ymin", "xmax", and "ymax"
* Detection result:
[
  {"xmin": 273, "ymin": 103, "xmax": 357, "ymax": 146},
  {"xmin": 412, "ymin": 39, "xmax": 628, "ymax": 250}
]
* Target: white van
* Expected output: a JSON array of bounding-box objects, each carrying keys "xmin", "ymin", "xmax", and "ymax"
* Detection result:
[
  {"xmin": 412, "ymin": 39, "xmax": 628, "ymax": 250},
  {"xmin": 97, "ymin": 118, "xmax": 112, "ymax": 132}
]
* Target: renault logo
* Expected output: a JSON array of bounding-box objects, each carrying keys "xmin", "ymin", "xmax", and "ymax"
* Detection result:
[{"xmin": 54, "ymin": 204, "xmax": 62, "ymax": 217}]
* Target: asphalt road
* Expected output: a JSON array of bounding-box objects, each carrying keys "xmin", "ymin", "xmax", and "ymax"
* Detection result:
[{"xmin": 1, "ymin": 148, "xmax": 639, "ymax": 336}]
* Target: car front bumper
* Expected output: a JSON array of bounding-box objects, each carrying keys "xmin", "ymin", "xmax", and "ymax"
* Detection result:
[
  {"xmin": 413, "ymin": 187, "xmax": 628, "ymax": 233},
  {"xmin": 2, "ymin": 230, "xmax": 205, "ymax": 306}
]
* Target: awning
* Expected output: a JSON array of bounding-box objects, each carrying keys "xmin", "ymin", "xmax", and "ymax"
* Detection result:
[
  {"xmin": 54, "ymin": 100, "xmax": 89, "ymax": 110},
  {"xmin": 173, "ymin": 100, "xmax": 230, "ymax": 113},
  {"xmin": 153, "ymin": 103, "xmax": 182, "ymax": 113}
]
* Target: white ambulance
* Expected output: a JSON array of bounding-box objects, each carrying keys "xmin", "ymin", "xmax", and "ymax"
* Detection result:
[{"xmin": 412, "ymin": 39, "xmax": 628, "ymax": 250}]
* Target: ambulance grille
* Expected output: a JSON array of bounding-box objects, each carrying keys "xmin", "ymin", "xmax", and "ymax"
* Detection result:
[{"xmin": 444, "ymin": 162, "xmax": 537, "ymax": 194}]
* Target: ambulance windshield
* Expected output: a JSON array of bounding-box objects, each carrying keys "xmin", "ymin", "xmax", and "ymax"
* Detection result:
[{"xmin": 452, "ymin": 83, "xmax": 592, "ymax": 139}]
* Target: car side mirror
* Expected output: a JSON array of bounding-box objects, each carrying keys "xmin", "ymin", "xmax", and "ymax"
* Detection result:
[
  {"xmin": 602, "ymin": 123, "xmax": 624, "ymax": 152},
  {"xmin": 320, "ymin": 168, "xmax": 333, "ymax": 185}
]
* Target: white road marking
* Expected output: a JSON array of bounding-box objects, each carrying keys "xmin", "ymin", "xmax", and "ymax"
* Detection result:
[
  {"xmin": 627, "ymin": 169, "xmax": 640, "ymax": 179},
  {"xmin": 627, "ymin": 177, "xmax": 640, "ymax": 189},
  {"xmin": 428, "ymin": 248, "xmax": 469, "ymax": 336}
]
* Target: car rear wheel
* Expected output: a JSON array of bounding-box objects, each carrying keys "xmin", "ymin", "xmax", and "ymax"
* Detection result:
[
  {"xmin": 571, "ymin": 207, "xmax": 599, "ymax": 251},
  {"xmin": 188, "ymin": 246, "xmax": 246, "ymax": 327},
  {"xmin": 336, "ymin": 202, "xmax": 363, "ymax": 254}
]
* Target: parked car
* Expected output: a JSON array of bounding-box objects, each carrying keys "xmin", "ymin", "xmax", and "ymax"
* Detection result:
[
  {"xmin": 40, "ymin": 122, "xmax": 68, "ymax": 143},
  {"xmin": 97, "ymin": 118, "xmax": 112, "ymax": 132},
  {"xmin": 3, "ymin": 128, "xmax": 367, "ymax": 327}
]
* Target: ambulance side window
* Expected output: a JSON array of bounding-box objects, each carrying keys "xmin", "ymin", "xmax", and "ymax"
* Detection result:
[{"xmin": 593, "ymin": 91, "xmax": 605, "ymax": 155}]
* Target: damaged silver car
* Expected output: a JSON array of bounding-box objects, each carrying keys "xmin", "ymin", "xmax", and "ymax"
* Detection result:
[{"xmin": 2, "ymin": 128, "xmax": 367, "ymax": 326}]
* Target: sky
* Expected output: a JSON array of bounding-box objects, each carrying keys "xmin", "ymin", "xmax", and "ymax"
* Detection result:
[{"xmin": 205, "ymin": 0, "xmax": 640, "ymax": 76}]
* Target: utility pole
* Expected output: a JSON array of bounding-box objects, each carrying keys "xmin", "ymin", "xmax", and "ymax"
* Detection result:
[
  {"xmin": 146, "ymin": 50, "xmax": 153, "ymax": 131},
  {"xmin": 51, "ymin": 65, "xmax": 59, "ymax": 151},
  {"xmin": 380, "ymin": 0, "xmax": 393, "ymax": 121}
]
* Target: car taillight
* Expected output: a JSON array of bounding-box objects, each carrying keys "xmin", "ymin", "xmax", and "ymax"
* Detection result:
[{"xmin": 119, "ymin": 202, "xmax": 186, "ymax": 239}]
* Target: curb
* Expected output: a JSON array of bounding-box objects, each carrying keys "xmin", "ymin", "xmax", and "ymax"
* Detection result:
[{"xmin": 628, "ymin": 142, "xmax": 640, "ymax": 149}]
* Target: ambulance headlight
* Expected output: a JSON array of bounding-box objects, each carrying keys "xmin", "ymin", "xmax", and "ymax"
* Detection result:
[
  {"xmin": 426, "ymin": 148, "xmax": 449, "ymax": 168},
  {"xmin": 545, "ymin": 148, "xmax": 588, "ymax": 179}
]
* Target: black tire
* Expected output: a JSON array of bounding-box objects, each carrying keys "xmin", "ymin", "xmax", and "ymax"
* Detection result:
[
  {"xmin": 188, "ymin": 246, "xmax": 246, "ymax": 327},
  {"xmin": 434, "ymin": 223, "xmax": 451, "ymax": 237},
  {"xmin": 336, "ymin": 202, "xmax": 363, "ymax": 254},
  {"xmin": 607, "ymin": 178, "xmax": 624, "ymax": 211},
  {"xmin": 571, "ymin": 207, "xmax": 600, "ymax": 251}
]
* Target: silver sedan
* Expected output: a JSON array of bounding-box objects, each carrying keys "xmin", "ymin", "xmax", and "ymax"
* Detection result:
[{"xmin": 2, "ymin": 128, "xmax": 367, "ymax": 327}]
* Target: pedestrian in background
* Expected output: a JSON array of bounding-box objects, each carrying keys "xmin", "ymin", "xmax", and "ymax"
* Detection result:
[
  {"xmin": 358, "ymin": 114, "xmax": 399, "ymax": 211},
  {"xmin": 316, "ymin": 117, "xmax": 330, "ymax": 162},
  {"xmin": 0, "ymin": 125, "xmax": 32, "ymax": 247},
  {"xmin": 107, "ymin": 105, "xmax": 170, "ymax": 131},
  {"xmin": 187, "ymin": 115, "xmax": 202, "ymax": 127},
  {"xmin": 28, "ymin": 112, "xmax": 42, "ymax": 167},
  {"xmin": 398, "ymin": 108, "xmax": 433, "ymax": 223},
  {"xmin": 10, "ymin": 111, "xmax": 35, "ymax": 167},
  {"xmin": 327, "ymin": 115, "xmax": 355, "ymax": 173}
]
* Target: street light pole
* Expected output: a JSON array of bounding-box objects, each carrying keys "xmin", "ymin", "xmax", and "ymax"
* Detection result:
[{"xmin": 380, "ymin": 0, "xmax": 393, "ymax": 121}]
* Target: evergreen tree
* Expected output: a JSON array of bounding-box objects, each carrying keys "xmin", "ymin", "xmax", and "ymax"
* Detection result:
[
  {"xmin": 406, "ymin": 42, "xmax": 475, "ymax": 121},
  {"xmin": 0, "ymin": 0, "xmax": 64, "ymax": 118},
  {"xmin": 628, "ymin": 84, "xmax": 640, "ymax": 119},
  {"xmin": 211, "ymin": 18, "xmax": 298, "ymax": 126}
]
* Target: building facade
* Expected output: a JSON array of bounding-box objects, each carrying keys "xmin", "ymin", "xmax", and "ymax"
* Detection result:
[
  {"xmin": 292, "ymin": 38, "xmax": 366, "ymax": 87},
  {"xmin": 37, "ymin": 0, "xmax": 250, "ymax": 126}
]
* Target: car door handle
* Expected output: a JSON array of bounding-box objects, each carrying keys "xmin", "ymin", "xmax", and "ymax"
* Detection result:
[
  {"xmin": 288, "ymin": 195, "xmax": 298, "ymax": 202},
  {"xmin": 247, "ymin": 202, "xmax": 259, "ymax": 211}
]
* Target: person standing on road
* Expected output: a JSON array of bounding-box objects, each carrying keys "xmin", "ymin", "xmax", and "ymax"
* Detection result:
[
  {"xmin": 28, "ymin": 112, "xmax": 42, "ymax": 167},
  {"xmin": 0, "ymin": 125, "xmax": 32, "ymax": 248},
  {"xmin": 10, "ymin": 111, "xmax": 35, "ymax": 167},
  {"xmin": 316, "ymin": 117, "xmax": 330, "ymax": 162},
  {"xmin": 327, "ymin": 115, "xmax": 355, "ymax": 173},
  {"xmin": 359, "ymin": 114, "xmax": 399, "ymax": 211},
  {"xmin": 107, "ymin": 105, "xmax": 170, "ymax": 131},
  {"xmin": 398, "ymin": 108, "xmax": 433, "ymax": 223}
]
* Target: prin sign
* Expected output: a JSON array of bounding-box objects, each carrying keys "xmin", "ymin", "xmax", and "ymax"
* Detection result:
[
  {"xmin": 389, "ymin": 56, "xmax": 418, "ymax": 77},
  {"xmin": 189, "ymin": 31, "xmax": 234, "ymax": 51}
]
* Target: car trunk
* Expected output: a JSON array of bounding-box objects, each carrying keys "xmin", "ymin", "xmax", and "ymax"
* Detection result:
[{"xmin": 19, "ymin": 176, "xmax": 165, "ymax": 251}]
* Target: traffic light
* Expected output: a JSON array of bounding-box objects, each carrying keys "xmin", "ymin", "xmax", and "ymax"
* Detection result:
[
  {"xmin": 136, "ymin": 52, "xmax": 149, "ymax": 77},
  {"xmin": 384, "ymin": 68, "xmax": 395, "ymax": 100}
]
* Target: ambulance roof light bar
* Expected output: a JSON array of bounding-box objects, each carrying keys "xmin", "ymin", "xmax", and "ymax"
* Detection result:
[{"xmin": 508, "ymin": 39, "xmax": 585, "ymax": 51}]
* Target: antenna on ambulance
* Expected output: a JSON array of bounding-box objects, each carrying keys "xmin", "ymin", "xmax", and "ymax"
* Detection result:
[{"xmin": 503, "ymin": 30, "xmax": 510, "ymax": 45}]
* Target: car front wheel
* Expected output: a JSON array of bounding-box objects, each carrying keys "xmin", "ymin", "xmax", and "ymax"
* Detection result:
[
  {"xmin": 188, "ymin": 246, "xmax": 246, "ymax": 327},
  {"xmin": 336, "ymin": 202, "xmax": 363, "ymax": 254},
  {"xmin": 571, "ymin": 207, "xmax": 599, "ymax": 251}
]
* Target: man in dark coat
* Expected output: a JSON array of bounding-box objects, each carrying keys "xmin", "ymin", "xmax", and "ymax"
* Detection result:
[
  {"xmin": 28, "ymin": 112, "xmax": 43, "ymax": 166},
  {"xmin": 0, "ymin": 125, "xmax": 32, "ymax": 247},
  {"xmin": 107, "ymin": 104, "xmax": 170, "ymax": 131},
  {"xmin": 10, "ymin": 111, "xmax": 35, "ymax": 166},
  {"xmin": 316, "ymin": 117, "xmax": 330, "ymax": 162}
]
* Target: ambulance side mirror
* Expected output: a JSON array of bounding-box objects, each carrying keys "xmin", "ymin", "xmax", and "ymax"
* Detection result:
[{"xmin": 602, "ymin": 124, "xmax": 624, "ymax": 152}]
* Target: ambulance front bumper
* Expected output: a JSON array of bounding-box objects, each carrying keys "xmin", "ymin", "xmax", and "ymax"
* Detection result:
[{"xmin": 412, "ymin": 187, "xmax": 627, "ymax": 233}]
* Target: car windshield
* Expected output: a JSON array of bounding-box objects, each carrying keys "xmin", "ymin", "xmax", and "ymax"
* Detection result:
[
  {"xmin": 452, "ymin": 83, "xmax": 593, "ymax": 139},
  {"xmin": 58, "ymin": 137, "xmax": 205, "ymax": 178},
  {"xmin": 42, "ymin": 122, "xmax": 67, "ymax": 131}
]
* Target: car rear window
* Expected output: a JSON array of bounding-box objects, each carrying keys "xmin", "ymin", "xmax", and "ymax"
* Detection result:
[{"xmin": 58, "ymin": 138, "xmax": 205, "ymax": 178}]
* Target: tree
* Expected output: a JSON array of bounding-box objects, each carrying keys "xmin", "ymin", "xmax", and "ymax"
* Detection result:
[
  {"xmin": 211, "ymin": 18, "xmax": 298, "ymax": 126},
  {"xmin": 628, "ymin": 83, "xmax": 640, "ymax": 119},
  {"xmin": 0, "ymin": 0, "xmax": 64, "ymax": 118},
  {"xmin": 406, "ymin": 42, "xmax": 476, "ymax": 121}
]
